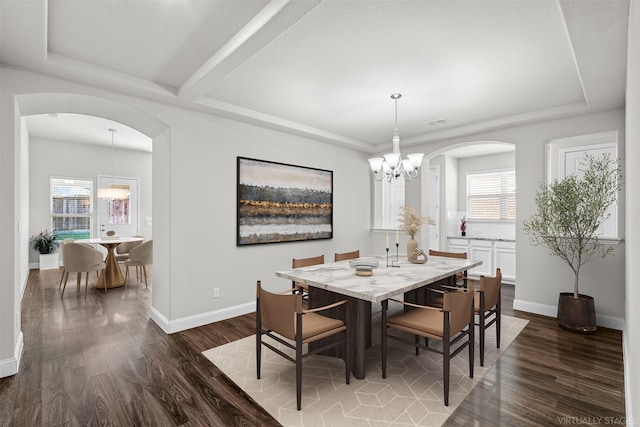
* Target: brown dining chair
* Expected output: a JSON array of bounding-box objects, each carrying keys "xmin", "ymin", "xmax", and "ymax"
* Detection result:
[
  {"xmin": 124, "ymin": 240, "xmax": 153, "ymax": 288},
  {"xmin": 381, "ymin": 287, "xmax": 474, "ymax": 406},
  {"xmin": 427, "ymin": 250, "xmax": 477, "ymax": 307},
  {"xmin": 256, "ymin": 280, "xmax": 350, "ymax": 410},
  {"xmin": 61, "ymin": 242, "xmax": 106, "ymax": 297},
  {"xmin": 428, "ymin": 250, "xmax": 473, "ymax": 286},
  {"xmin": 334, "ymin": 250, "xmax": 360, "ymax": 262},
  {"xmin": 291, "ymin": 255, "xmax": 324, "ymax": 294},
  {"xmin": 475, "ymin": 268, "xmax": 502, "ymax": 366}
]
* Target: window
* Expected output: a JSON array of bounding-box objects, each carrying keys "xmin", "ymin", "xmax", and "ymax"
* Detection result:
[
  {"xmin": 547, "ymin": 131, "xmax": 619, "ymax": 238},
  {"xmin": 51, "ymin": 178, "xmax": 93, "ymax": 240},
  {"xmin": 372, "ymin": 176, "xmax": 405, "ymax": 229},
  {"xmin": 466, "ymin": 170, "xmax": 515, "ymax": 220}
]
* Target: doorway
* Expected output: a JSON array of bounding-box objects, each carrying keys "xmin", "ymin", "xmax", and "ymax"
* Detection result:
[{"xmin": 97, "ymin": 175, "xmax": 140, "ymax": 238}]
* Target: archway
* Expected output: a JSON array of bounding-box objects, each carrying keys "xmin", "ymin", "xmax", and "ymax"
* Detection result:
[{"xmin": 16, "ymin": 92, "xmax": 171, "ymax": 323}]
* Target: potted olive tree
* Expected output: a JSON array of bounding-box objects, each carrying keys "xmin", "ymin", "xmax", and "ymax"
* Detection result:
[{"xmin": 523, "ymin": 154, "xmax": 622, "ymax": 334}]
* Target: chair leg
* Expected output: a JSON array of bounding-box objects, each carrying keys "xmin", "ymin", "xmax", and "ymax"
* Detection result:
[
  {"xmin": 142, "ymin": 265, "xmax": 148, "ymax": 288},
  {"xmin": 497, "ymin": 295, "xmax": 502, "ymax": 349},
  {"xmin": 76, "ymin": 272, "xmax": 81, "ymax": 293},
  {"xmin": 85, "ymin": 272, "xmax": 89, "ymax": 298},
  {"xmin": 479, "ymin": 292, "xmax": 486, "ymax": 366},
  {"xmin": 295, "ymin": 312, "xmax": 303, "ymax": 411},
  {"xmin": 256, "ymin": 293, "xmax": 262, "ymax": 380},
  {"xmin": 469, "ymin": 307, "xmax": 475, "ymax": 380},
  {"xmin": 125, "ymin": 266, "xmax": 129, "ymax": 284},
  {"xmin": 443, "ymin": 313, "xmax": 451, "ymax": 406},
  {"xmin": 415, "ymin": 335, "xmax": 420, "ymax": 355},
  {"xmin": 381, "ymin": 299, "xmax": 388, "ymax": 379},
  {"xmin": 61, "ymin": 272, "xmax": 69, "ymax": 297},
  {"xmin": 58, "ymin": 267, "xmax": 65, "ymax": 289}
]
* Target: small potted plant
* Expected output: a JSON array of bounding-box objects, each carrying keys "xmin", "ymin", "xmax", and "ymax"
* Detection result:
[
  {"xmin": 398, "ymin": 205, "xmax": 435, "ymax": 259},
  {"xmin": 523, "ymin": 154, "xmax": 622, "ymax": 333},
  {"xmin": 31, "ymin": 229, "xmax": 58, "ymax": 254},
  {"xmin": 460, "ymin": 217, "xmax": 467, "ymax": 236}
]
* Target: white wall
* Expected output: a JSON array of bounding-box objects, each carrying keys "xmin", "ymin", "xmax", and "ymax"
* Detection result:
[
  {"xmin": 625, "ymin": 0, "xmax": 640, "ymax": 420},
  {"xmin": 28, "ymin": 137, "xmax": 153, "ymax": 264},
  {"xmin": 0, "ymin": 67, "xmax": 374, "ymax": 369}
]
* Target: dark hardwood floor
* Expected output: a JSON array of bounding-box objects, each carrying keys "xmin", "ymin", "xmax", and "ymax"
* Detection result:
[{"xmin": 0, "ymin": 269, "xmax": 625, "ymax": 426}]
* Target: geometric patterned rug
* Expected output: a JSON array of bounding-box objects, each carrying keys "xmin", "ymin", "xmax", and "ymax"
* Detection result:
[{"xmin": 203, "ymin": 303, "xmax": 528, "ymax": 426}]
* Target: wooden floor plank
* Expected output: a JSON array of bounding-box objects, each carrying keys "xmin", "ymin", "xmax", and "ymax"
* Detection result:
[{"xmin": 0, "ymin": 268, "xmax": 625, "ymax": 426}]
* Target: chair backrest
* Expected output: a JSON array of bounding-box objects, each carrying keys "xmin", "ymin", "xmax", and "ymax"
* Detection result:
[
  {"xmin": 256, "ymin": 281, "xmax": 302, "ymax": 340},
  {"xmin": 428, "ymin": 250, "xmax": 467, "ymax": 260},
  {"xmin": 116, "ymin": 236, "xmax": 144, "ymax": 254},
  {"xmin": 129, "ymin": 240, "xmax": 153, "ymax": 264},
  {"xmin": 60, "ymin": 238, "xmax": 74, "ymax": 261},
  {"xmin": 480, "ymin": 268, "xmax": 502, "ymax": 309},
  {"xmin": 334, "ymin": 250, "xmax": 360, "ymax": 262},
  {"xmin": 292, "ymin": 255, "xmax": 324, "ymax": 269},
  {"xmin": 443, "ymin": 289, "xmax": 474, "ymax": 336},
  {"xmin": 62, "ymin": 242, "xmax": 103, "ymax": 272}
]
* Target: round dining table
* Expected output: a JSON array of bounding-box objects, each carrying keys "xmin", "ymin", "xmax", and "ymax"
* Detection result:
[{"xmin": 74, "ymin": 236, "xmax": 144, "ymax": 289}]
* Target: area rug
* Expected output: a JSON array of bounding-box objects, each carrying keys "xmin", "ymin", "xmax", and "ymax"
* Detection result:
[{"xmin": 203, "ymin": 304, "xmax": 528, "ymax": 427}]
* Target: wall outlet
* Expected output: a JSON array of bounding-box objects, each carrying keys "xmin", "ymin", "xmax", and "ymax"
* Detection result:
[{"xmin": 213, "ymin": 287, "xmax": 220, "ymax": 298}]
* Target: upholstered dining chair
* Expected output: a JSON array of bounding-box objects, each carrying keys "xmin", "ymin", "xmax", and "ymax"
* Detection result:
[
  {"xmin": 334, "ymin": 250, "xmax": 360, "ymax": 262},
  {"xmin": 124, "ymin": 240, "xmax": 152, "ymax": 288},
  {"xmin": 61, "ymin": 242, "xmax": 106, "ymax": 297},
  {"xmin": 381, "ymin": 287, "xmax": 474, "ymax": 406},
  {"xmin": 115, "ymin": 235, "xmax": 144, "ymax": 262},
  {"xmin": 291, "ymin": 255, "xmax": 324, "ymax": 294},
  {"xmin": 255, "ymin": 280, "xmax": 350, "ymax": 410},
  {"xmin": 475, "ymin": 268, "xmax": 502, "ymax": 366},
  {"xmin": 58, "ymin": 238, "xmax": 75, "ymax": 289}
]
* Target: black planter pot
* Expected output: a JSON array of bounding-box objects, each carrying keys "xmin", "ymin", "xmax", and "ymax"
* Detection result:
[{"xmin": 557, "ymin": 292, "xmax": 596, "ymax": 334}]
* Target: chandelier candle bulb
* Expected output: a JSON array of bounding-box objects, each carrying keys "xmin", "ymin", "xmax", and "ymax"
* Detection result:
[
  {"xmin": 385, "ymin": 232, "xmax": 390, "ymax": 249},
  {"xmin": 396, "ymin": 229, "xmax": 399, "ymax": 244}
]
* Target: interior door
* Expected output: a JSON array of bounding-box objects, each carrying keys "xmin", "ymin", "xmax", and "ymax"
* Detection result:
[{"xmin": 97, "ymin": 176, "xmax": 139, "ymax": 237}]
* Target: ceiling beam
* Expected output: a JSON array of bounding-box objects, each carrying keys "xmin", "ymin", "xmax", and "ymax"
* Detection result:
[{"xmin": 178, "ymin": 0, "xmax": 321, "ymax": 102}]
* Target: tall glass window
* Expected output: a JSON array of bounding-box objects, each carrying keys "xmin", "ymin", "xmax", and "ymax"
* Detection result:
[{"xmin": 51, "ymin": 177, "xmax": 93, "ymax": 240}]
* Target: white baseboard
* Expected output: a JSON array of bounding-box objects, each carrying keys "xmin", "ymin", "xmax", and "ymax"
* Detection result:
[
  {"xmin": 513, "ymin": 299, "xmax": 624, "ymax": 331},
  {"xmin": 0, "ymin": 332, "xmax": 23, "ymax": 378},
  {"xmin": 150, "ymin": 301, "xmax": 256, "ymax": 334}
]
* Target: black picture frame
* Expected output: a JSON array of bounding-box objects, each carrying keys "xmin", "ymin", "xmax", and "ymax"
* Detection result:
[{"xmin": 237, "ymin": 157, "xmax": 333, "ymax": 246}]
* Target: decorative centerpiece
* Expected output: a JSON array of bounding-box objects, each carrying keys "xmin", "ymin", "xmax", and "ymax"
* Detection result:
[
  {"xmin": 350, "ymin": 259, "xmax": 380, "ymax": 276},
  {"xmin": 460, "ymin": 216, "xmax": 467, "ymax": 236},
  {"xmin": 408, "ymin": 248, "xmax": 427, "ymax": 264},
  {"xmin": 31, "ymin": 229, "xmax": 57, "ymax": 254},
  {"xmin": 398, "ymin": 205, "xmax": 434, "ymax": 260}
]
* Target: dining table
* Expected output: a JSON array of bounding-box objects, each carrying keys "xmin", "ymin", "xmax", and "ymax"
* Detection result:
[
  {"xmin": 275, "ymin": 254, "xmax": 482, "ymax": 379},
  {"xmin": 74, "ymin": 236, "xmax": 144, "ymax": 290}
]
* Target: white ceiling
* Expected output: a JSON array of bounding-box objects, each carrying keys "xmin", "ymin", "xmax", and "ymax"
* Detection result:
[{"xmin": 0, "ymin": 0, "xmax": 630, "ymax": 155}]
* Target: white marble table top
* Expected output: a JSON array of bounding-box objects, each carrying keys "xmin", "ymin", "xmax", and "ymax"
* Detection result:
[
  {"xmin": 74, "ymin": 236, "xmax": 143, "ymax": 245},
  {"xmin": 275, "ymin": 255, "xmax": 482, "ymax": 303}
]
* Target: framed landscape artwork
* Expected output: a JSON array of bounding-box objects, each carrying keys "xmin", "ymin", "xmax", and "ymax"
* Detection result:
[{"xmin": 237, "ymin": 157, "xmax": 333, "ymax": 246}]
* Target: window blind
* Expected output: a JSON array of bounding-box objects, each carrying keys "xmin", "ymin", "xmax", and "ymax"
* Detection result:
[{"xmin": 466, "ymin": 170, "xmax": 515, "ymax": 220}]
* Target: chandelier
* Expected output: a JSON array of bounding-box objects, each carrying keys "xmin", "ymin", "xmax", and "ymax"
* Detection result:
[
  {"xmin": 98, "ymin": 128, "xmax": 130, "ymax": 200},
  {"xmin": 368, "ymin": 93, "xmax": 424, "ymax": 182}
]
